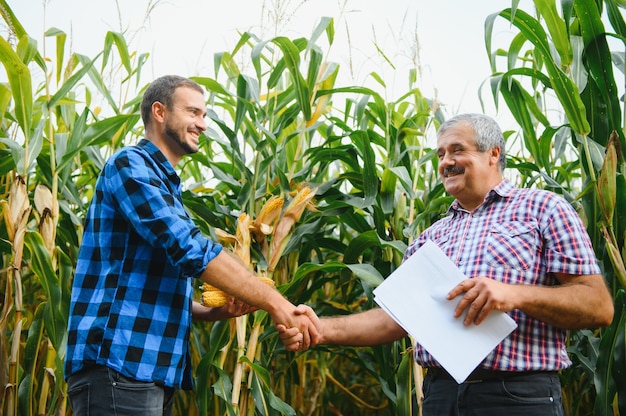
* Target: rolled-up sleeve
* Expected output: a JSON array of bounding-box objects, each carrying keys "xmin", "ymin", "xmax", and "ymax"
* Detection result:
[{"xmin": 104, "ymin": 147, "xmax": 222, "ymax": 277}]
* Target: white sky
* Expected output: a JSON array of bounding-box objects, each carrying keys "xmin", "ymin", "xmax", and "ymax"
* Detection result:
[{"xmin": 7, "ymin": 0, "xmax": 532, "ymax": 125}]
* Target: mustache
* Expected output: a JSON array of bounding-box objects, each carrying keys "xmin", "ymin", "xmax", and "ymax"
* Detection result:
[{"xmin": 443, "ymin": 166, "xmax": 464, "ymax": 176}]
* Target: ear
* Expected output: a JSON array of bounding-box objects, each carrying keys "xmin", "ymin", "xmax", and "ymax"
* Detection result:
[
  {"xmin": 489, "ymin": 146, "xmax": 501, "ymax": 166},
  {"xmin": 152, "ymin": 101, "xmax": 167, "ymax": 124}
]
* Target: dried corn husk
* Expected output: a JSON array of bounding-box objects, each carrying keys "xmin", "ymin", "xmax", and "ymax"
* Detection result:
[
  {"xmin": 34, "ymin": 184, "xmax": 56, "ymax": 255},
  {"xmin": 234, "ymin": 213, "xmax": 252, "ymax": 266},
  {"xmin": 268, "ymin": 186, "xmax": 317, "ymax": 271},
  {"xmin": 2, "ymin": 174, "xmax": 30, "ymax": 242},
  {"xmin": 251, "ymin": 196, "xmax": 284, "ymax": 243}
]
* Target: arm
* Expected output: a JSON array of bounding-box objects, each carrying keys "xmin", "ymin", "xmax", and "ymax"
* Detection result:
[
  {"xmin": 192, "ymin": 299, "xmax": 257, "ymax": 322},
  {"xmin": 106, "ymin": 150, "xmax": 317, "ymax": 341},
  {"xmin": 450, "ymin": 193, "xmax": 614, "ymax": 329},
  {"xmin": 200, "ymin": 251, "xmax": 319, "ymax": 347},
  {"xmin": 278, "ymin": 306, "xmax": 407, "ymax": 351},
  {"xmin": 448, "ymin": 273, "xmax": 614, "ymax": 328}
]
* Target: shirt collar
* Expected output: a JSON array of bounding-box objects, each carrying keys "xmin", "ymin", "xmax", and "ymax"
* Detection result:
[{"xmin": 138, "ymin": 139, "xmax": 178, "ymax": 179}]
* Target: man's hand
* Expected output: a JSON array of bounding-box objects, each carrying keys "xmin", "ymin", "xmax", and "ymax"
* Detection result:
[
  {"xmin": 192, "ymin": 298, "xmax": 258, "ymax": 322},
  {"xmin": 447, "ymin": 277, "xmax": 516, "ymax": 325},
  {"xmin": 449, "ymin": 273, "xmax": 613, "ymax": 329},
  {"xmin": 221, "ymin": 296, "xmax": 259, "ymax": 317},
  {"xmin": 276, "ymin": 304, "xmax": 321, "ymax": 351},
  {"xmin": 270, "ymin": 303, "xmax": 321, "ymax": 350}
]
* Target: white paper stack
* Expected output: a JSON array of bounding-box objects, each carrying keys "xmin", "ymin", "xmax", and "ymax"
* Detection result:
[{"xmin": 373, "ymin": 240, "xmax": 518, "ymax": 383}]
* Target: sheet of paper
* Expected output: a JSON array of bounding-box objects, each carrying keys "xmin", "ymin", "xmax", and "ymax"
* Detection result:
[{"xmin": 373, "ymin": 240, "xmax": 517, "ymax": 383}]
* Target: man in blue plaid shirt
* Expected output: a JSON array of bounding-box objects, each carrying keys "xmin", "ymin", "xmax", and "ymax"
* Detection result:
[{"xmin": 65, "ymin": 75, "xmax": 318, "ymax": 415}]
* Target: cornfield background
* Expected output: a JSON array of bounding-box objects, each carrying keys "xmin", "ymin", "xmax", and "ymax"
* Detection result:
[{"xmin": 1, "ymin": 0, "xmax": 625, "ymax": 415}]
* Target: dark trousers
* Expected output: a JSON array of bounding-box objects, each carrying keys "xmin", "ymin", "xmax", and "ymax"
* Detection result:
[
  {"xmin": 422, "ymin": 370, "xmax": 565, "ymax": 416},
  {"xmin": 67, "ymin": 365, "xmax": 175, "ymax": 416}
]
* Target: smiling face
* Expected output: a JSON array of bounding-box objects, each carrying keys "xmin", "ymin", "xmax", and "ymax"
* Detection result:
[
  {"xmin": 436, "ymin": 121, "xmax": 503, "ymax": 211},
  {"xmin": 161, "ymin": 86, "xmax": 207, "ymax": 157},
  {"xmin": 145, "ymin": 85, "xmax": 208, "ymax": 167}
]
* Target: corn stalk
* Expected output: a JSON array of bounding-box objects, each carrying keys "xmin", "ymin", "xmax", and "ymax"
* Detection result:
[
  {"xmin": 0, "ymin": 175, "xmax": 30, "ymax": 416},
  {"xmin": 206, "ymin": 187, "xmax": 315, "ymax": 415}
]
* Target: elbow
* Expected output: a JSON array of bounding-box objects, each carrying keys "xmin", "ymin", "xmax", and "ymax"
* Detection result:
[
  {"xmin": 596, "ymin": 302, "xmax": 615, "ymax": 328},
  {"xmin": 589, "ymin": 292, "xmax": 615, "ymax": 328},
  {"xmin": 588, "ymin": 278, "xmax": 615, "ymax": 328}
]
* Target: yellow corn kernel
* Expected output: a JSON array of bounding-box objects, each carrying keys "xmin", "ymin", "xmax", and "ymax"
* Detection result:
[
  {"xmin": 203, "ymin": 282, "xmax": 223, "ymax": 292},
  {"xmin": 202, "ymin": 290, "xmax": 229, "ymax": 307},
  {"xmin": 257, "ymin": 276, "xmax": 275, "ymax": 287}
]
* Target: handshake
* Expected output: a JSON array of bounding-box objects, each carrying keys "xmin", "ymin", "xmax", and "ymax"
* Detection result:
[
  {"xmin": 275, "ymin": 304, "xmax": 321, "ymax": 352},
  {"xmin": 199, "ymin": 251, "xmax": 406, "ymax": 352},
  {"xmin": 200, "ymin": 276, "xmax": 322, "ymax": 350}
]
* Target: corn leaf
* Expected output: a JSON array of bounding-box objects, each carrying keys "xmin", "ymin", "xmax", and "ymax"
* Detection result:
[
  {"xmin": 534, "ymin": 0, "xmax": 572, "ymax": 67},
  {"xmin": 500, "ymin": 8, "xmax": 590, "ymax": 135},
  {"xmin": 57, "ymin": 113, "xmax": 140, "ymax": 173},
  {"xmin": 272, "ymin": 36, "xmax": 311, "ymax": 121},
  {"xmin": 0, "ymin": 35, "xmax": 32, "ymax": 139},
  {"xmin": 594, "ymin": 290, "xmax": 625, "ymax": 416},
  {"xmin": 573, "ymin": 0, "xmax": 624, "ymax": 149}
]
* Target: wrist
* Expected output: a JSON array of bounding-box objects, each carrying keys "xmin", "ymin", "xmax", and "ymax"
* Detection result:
[{"xmin": 267, "ymin": 294, "xmax": 290, "ymax": 318}]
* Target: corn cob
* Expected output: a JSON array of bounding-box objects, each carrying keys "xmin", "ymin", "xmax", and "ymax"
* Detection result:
[
  {"xmin": 201, "ymin": 276, "xmax": 275, "ymax": 307},
  {"xmin": 201, "ymin": 290, "xmax": 229, "ymax": 308}
]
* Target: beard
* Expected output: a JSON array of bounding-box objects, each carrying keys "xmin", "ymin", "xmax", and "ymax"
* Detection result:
[{"xmin": 164, "ymin": 124, "xmax": 198, "ymax": 155}]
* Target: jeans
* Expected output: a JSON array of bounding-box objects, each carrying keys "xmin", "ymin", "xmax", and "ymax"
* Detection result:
[
  {"xmin": 422, "ymin": 370, "xmax": 564, "ymax": 416},
  {"xmin": 67, "ymin": 365, "xmax": 175, "ymax": 416}
]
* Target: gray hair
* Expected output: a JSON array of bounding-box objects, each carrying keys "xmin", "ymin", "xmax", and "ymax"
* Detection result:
[
  {"xmin": 140, "ymin": 75, "xmax": 204, "ymax": 127},
  {"xmin": 437, "ymin": 113, "xmax": 507, "ymax": 172}
]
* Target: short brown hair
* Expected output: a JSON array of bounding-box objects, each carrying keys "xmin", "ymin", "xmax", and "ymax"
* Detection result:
[{"xmin": 140, "ymin": 75, "xmax": 203, "ymax": 127}]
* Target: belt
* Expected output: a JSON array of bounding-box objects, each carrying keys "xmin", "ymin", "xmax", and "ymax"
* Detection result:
[{"xmin": 427, "ymin": 367, "xmax": 556, "ymax": 384}]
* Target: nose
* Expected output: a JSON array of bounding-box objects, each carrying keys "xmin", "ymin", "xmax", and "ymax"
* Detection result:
[
  {"xmin": 439, "ymin": 151, "xmax": 454, "ymax": 166},
  {"xmin": 195, "ymin": 116, "xmax": 207, "ymax": 132}
]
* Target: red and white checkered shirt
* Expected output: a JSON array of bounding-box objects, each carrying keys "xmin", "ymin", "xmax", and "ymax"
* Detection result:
[{"xmin": 406, "ymin": 180, "xmax": 601, "ymax": 371}]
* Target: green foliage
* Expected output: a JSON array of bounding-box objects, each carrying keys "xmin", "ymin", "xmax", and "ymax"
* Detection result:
[
  {"xmin": 0, "ymin": 0, "xmax": 624, "ymax": 415},
  {"xmin": 486, "ymin": 1, "xmax": 626, "ymax": 414}
]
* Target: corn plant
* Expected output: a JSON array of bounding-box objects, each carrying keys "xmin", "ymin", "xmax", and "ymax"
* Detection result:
[
  {"xmin": 0, "ymin": 1, "xmax": 146, "ymax": 414},
  {"xmin": 3, "ymin": 0, "xmax": 625, "ymax": 415},
  {"xmin": 485, "ymin": 1, "xmax": 626, "ymax": 414},
  {"xmin": 164, "ymin": 14, "xmax": 444, "ymax": 413}
]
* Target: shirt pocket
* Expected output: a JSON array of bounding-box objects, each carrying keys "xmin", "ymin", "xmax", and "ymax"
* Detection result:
[{"xmin": 485, "ymin": 222, "xmax": 539, "ymax": 271}]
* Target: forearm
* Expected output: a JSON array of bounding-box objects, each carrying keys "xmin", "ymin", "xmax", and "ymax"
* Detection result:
[
  {"xmin": 320, "ymin": 308, "xmax": 407, "ymax": 346},
  {"xmin": 202, "ymin": 253, "xmax": 319, "ymax": 346},
  {"xmin": 192, "ymin": 300, "xmax": 231, "ymax": 321},
  {"xmin": 514, "ymin": 274, "xmax": 613, "ymax": 329},
  {"xmin": 200, "ymin": 251, "xmax": 294, "ymax": 324}
]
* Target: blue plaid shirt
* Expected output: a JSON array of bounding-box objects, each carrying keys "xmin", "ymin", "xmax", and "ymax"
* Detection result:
[
  {"xmin": 407, "ymin": 180, "xmax": 601, "ymax": 371},
  {"xmin": 65, "ymin": 139, "xmax": 222, "ymax": 389}
]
